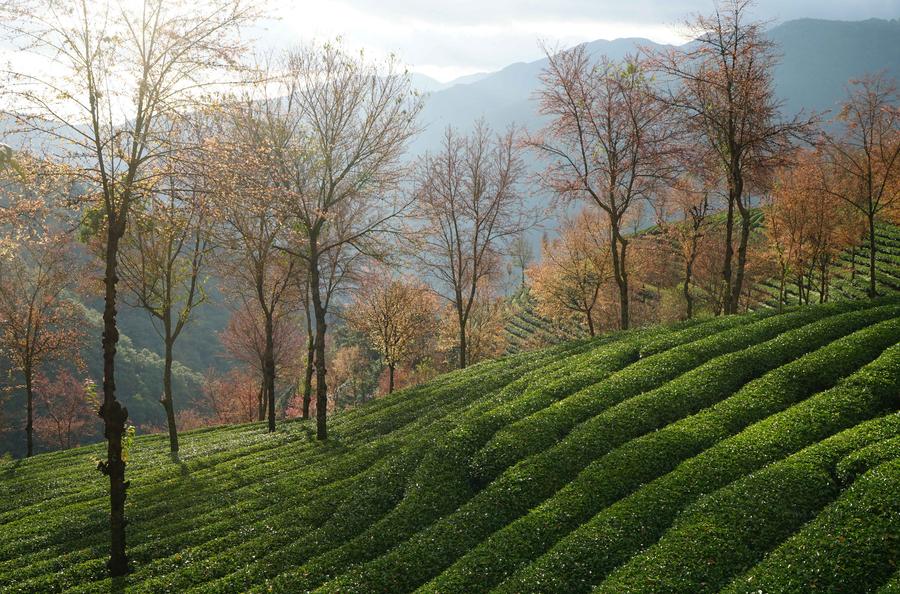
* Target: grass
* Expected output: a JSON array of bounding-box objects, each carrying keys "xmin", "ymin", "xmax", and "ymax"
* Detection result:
[{"xmin": 1, "ymin": 298, "xmax": 898, "ymax": 593}]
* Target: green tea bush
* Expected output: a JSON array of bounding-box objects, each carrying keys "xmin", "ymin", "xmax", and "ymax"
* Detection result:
[
  {"xmin": 721, "ymin": 457, "xmax": 900, "ymax": 594},
  {"xmin": 497, "ymin": 340, "xmax": 900, "ymax": 593}
]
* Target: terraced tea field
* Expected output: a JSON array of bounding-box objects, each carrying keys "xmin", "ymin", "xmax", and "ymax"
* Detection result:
[
  {"xmin": 755, "ymin": 222, "xmax": 900, "ymax": 307},
  {"xmin": 503, "ymin": 288, "xmax": 583, "ymax": 354},
  {"xmin": 1, "ymin": 298, "xmax": 899, "ymax": 593}
]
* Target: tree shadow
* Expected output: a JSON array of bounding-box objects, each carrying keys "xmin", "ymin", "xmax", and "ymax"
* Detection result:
[
  {"xmin": 109, "ymin": 575, "xmax": 126, "ymax": 594},
  {"xmin": 0, "ymin": 458, "xmax": 22, "ymax": 481},
  {"xmin": 169, "ymin": 451, "xmax": 190, "ymax": 477}
]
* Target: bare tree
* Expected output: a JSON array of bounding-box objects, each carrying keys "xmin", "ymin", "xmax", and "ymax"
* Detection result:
[
  {"xmin": 415, "ymin": 122, "xmax": 528, "ymax": 367},
  {"xmin": 646, "ymin": 0, "xmax": 815, "ymax": 314},
  {"xmin": 0, "ymin": 156, "xmax": 83, "ymax": 457},
  {"xmin": 509, "ymin": 232, "xmax": 534, "ymax": 288},
  {"xmin": 267, "ymin": 43, "xmax": 422, "ymax": 440},
  {"xmin": 820, "ymin": 73, "xmax": 900, "ymax": 298},
  {"xmin": 34, "ymin": 372, "xmax": 97, "ymax": 451},
  {"xmin": 530, "ymin": 48, "xmax": 678, "ymax": 329},
  {"xmin": 219, "ymin": 299, "xmax": 303, "ymax": 419},
  {"xmin": 0, "ymin": 232, "xmax": 83, "ymax": 456},
  {"xmin": 117, "ymin": 171, "xmax": 211, "ymax": 454},
  {"xmin": 209, "ymin": 156, "xmax": 297, "ymax": 433},
  {"xmin": 654, "ymin": 173, "xmax": 719, "ymax": 319},
  {"xmin": 1, "ymin": 0, "xmax": 256, "ymax": 574},
  {"xmin": 345, "ymin": 271, "xmax": 436, "ymax": 394},
  {"xmin": 530, "ymin": 209, "xmax": 611, "ymax": 335}
]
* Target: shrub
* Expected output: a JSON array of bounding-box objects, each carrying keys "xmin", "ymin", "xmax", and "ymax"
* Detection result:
[
  {"xmin": 424, "ymin": 311, "xmax": 900, "ymax": 593},
  {"xmin": 496, "ymin": 340, "xmax": 900, "ymax": 593},
  {"xmin": 316, "ymin": 304, "xmax": 897, "ymax": 593},
  {"xmin": 721, "ymin": 457, "xmax": 900, "ymax": 594}
]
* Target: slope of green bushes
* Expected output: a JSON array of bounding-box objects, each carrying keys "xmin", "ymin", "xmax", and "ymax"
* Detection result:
[{"xmin": 1, "ymin": 298, "xmax": 898, "ymax": 593}]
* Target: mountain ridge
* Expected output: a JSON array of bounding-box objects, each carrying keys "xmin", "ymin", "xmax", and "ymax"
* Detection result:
[{"xmin": 409, "ymin": 17, "xmax": 900, "ymax": 155}]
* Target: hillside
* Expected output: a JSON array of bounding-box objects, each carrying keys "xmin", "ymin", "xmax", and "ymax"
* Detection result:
[
  {"xmin": 410, "ymin": 18, "xmax": 900, "ymax": 158},
  {"xmin": 502, "ymin": 288, "xmax": 583, "ymax": 354},
  {"xmin": 755, "ymin": 222, "xmax": 900, "ymax": 308},
  {"xmin": 2, "ymin": 298, "xmax": 899, "ymax": 592},
  {"xmin": 502, "ymin": 219, "xmax": 900, "ymax": 353}
]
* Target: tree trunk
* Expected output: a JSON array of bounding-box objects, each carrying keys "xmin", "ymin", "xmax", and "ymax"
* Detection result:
[
  {"xmin": 309, "ymin": 249, "xmax": 329, "ymax": 440},
  {"xmin": 608, "ymin": 223, "xmax": 629, "ymax": 330},
  {"xmin": 302, "ymin": 334, "xmax": 314, "ymax": 420},
  {"xmin": 302, "ymin": 296, "xmax": 315, "ymax": 419},
  {"xmin": 721, "ymin": 193, "xmax": 736, "ymax": 314},
  {"xmin": 264, "ymin": 311, "xmax": 276, "ymax": 433},
  {"xmin": 457, "ymin": 307, "xmax": 468, "ymax": 369},
  {"xmin": 98, "ymin": 228, "xmax": 129, "ymax": 577},
  {"xmin": 160, "ymin": 335, "xmax": 179, "ymax": 453},
  {"xmin": 388, "ymin": 363, "xmax": 395, "ymax": 394},
  {"xmin": 585, "ymin": 310, "xmax": 595, "ymax": 337},
  {"xmin": 25, "ymin": 365, "xmax": 33, "ymax": 457},
  {"xmin": 683, "ymin": 248, "xmax": 697, "ymax": 320},
  {"xmin": 867, "ymin": 214, "xmax": 877, "ymax": 298},
  {"xmin": 728, "ymin": 204, "xmax": 751, "ymax": 314},
  {"xmin": 778, "ymin": 266, "xmax": 786, "ymax": 313},
  {"xmin": 256, "ymin": 382, "xmax": 264, "ymax": 421}
]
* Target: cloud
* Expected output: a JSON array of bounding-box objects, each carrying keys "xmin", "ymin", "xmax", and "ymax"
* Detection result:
[{"xmin": 265, "ymin": 0, "xmax": 899, "ymax": 81}]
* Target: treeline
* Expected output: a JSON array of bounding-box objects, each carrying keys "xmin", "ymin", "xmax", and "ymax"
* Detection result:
[{"xmin": 0, "ymin": 0, "xmax": 898, "ymax": 578}]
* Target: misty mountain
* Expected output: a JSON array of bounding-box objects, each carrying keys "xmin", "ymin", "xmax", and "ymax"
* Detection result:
[{"xmin": 410, "ymin": 18, "xmax": 900, "ymax": 156}]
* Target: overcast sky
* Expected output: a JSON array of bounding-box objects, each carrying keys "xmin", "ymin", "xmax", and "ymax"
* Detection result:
[{"xmin": 264, "ymin": 0, "xmax": 900, "ymax": 82}]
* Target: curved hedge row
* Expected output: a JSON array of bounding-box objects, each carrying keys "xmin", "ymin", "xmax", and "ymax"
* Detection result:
[
  {"xmin": 1, "ymin": 336, "xmax": 579, "ymax": 592},
  {"xmin": 2, "ymin": 299, "xmax": 898, "ymax": 593},
  {"xmin": 496, "ymin": 338, "xmax": 900, "ymax": 593},
  {"xmin": 597, "ymin": 414, "xmax": 900, "ymax": 593},
  {"xmin": 310, "ymin": 304, "xmax": 895, "ymax": 593},
  {"xmin": 722, "ymin": 456, "xmax": 900, "ymax": 594},
  {"xmin": 424, "ymin": 311, "xmax": 900, "ymax": 593},
  {"xmin": 469, "ymin": 301, "xmax": 863, "ymax": 484},
  {"xmin": 255, "ymin": 326, "xmax": 682, "ymax": 593}
]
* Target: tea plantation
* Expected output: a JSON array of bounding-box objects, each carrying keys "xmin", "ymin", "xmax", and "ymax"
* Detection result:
[
  {"xmin": 755, "ymin": 222, "xmax": 900, "ymax": 307},
  {"xmin": 1, "ymin": 298, "xmax": 899, "ymax": 593}
]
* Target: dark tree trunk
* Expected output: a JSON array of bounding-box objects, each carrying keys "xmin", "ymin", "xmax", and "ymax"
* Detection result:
[
  {"xmin": 309, "ymin": 248, "xmax": 329, "ymax": 440},
  {"xmin": 609, "ymin": 223, "xmax": 629, "ymax": 330},
  {"xmin": 264, "ymin": 312, "xmax": 276, "ymax": 433},
  {"xmin": 867, "ymin": 215, "xmax": 877, "ymax": 298},
  {"xmin": 778, "ymin": 267, "xmax": 786, "ymax": 313},
  {"xmin": 455, "ymin": 293, "xmax": 469, "ymax": 370},
  {"xmin": 257, "ymin": 382, "xmax": 265, "ymax": 421},
  {"xmin": 683, "ymin": 247, "xmax": 697, "ymax": 320},
  {"xmin": 302, "ymin": 334, "xmax": 314, "ymax": 420},
  {"xmin": 457, "ymin": 317, "xmax": 467, "ymax": 369},
  {"xmin": 585, "ymin": 310, "xmax": 595, "ymax": 337},
  {"xmin": 302, "ymin": 295, "xmax": 314, "ymax": 420},
  {"xmin": 728, "ymin": 202, "xmax": 751, "ymax": 314},
  {"xmin": 388, "ymin": 362, "xmax": 395, "ymax": 394},
  {"xmin": 312, "ymin": 304, "xmax": 327, "ymax": 439},
  {"xmin": 97, "ymin": 228, "xmax": 129, "ymax": 577},
  {"xmin": 160, "ymin": 335, "xmax": 179, "ymax": 453},
  {"xmin": 25, "ymin": 366, "xmax": 33, "ymax": 457},
  {"xmin": 721, "ymin": 193, "xmax": 736, "ymax": 314}
]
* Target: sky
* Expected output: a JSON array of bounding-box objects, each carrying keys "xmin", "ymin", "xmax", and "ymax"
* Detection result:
[{"xmin": 265, "ymin": 0, "xmax": 900, "ymax": 82}]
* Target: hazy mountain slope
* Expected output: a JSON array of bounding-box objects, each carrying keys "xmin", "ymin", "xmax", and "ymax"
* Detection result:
[
  {"xmin": 411, "ymin": 37, "xmax": 665, "ymax": 156},
  {"xmin": 411, "ymin": 18, "xmax": 900, "ymax": 157},
  {"xmin": 770, "ymin": 18, "xmax": 900, "ymax": 117}
]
